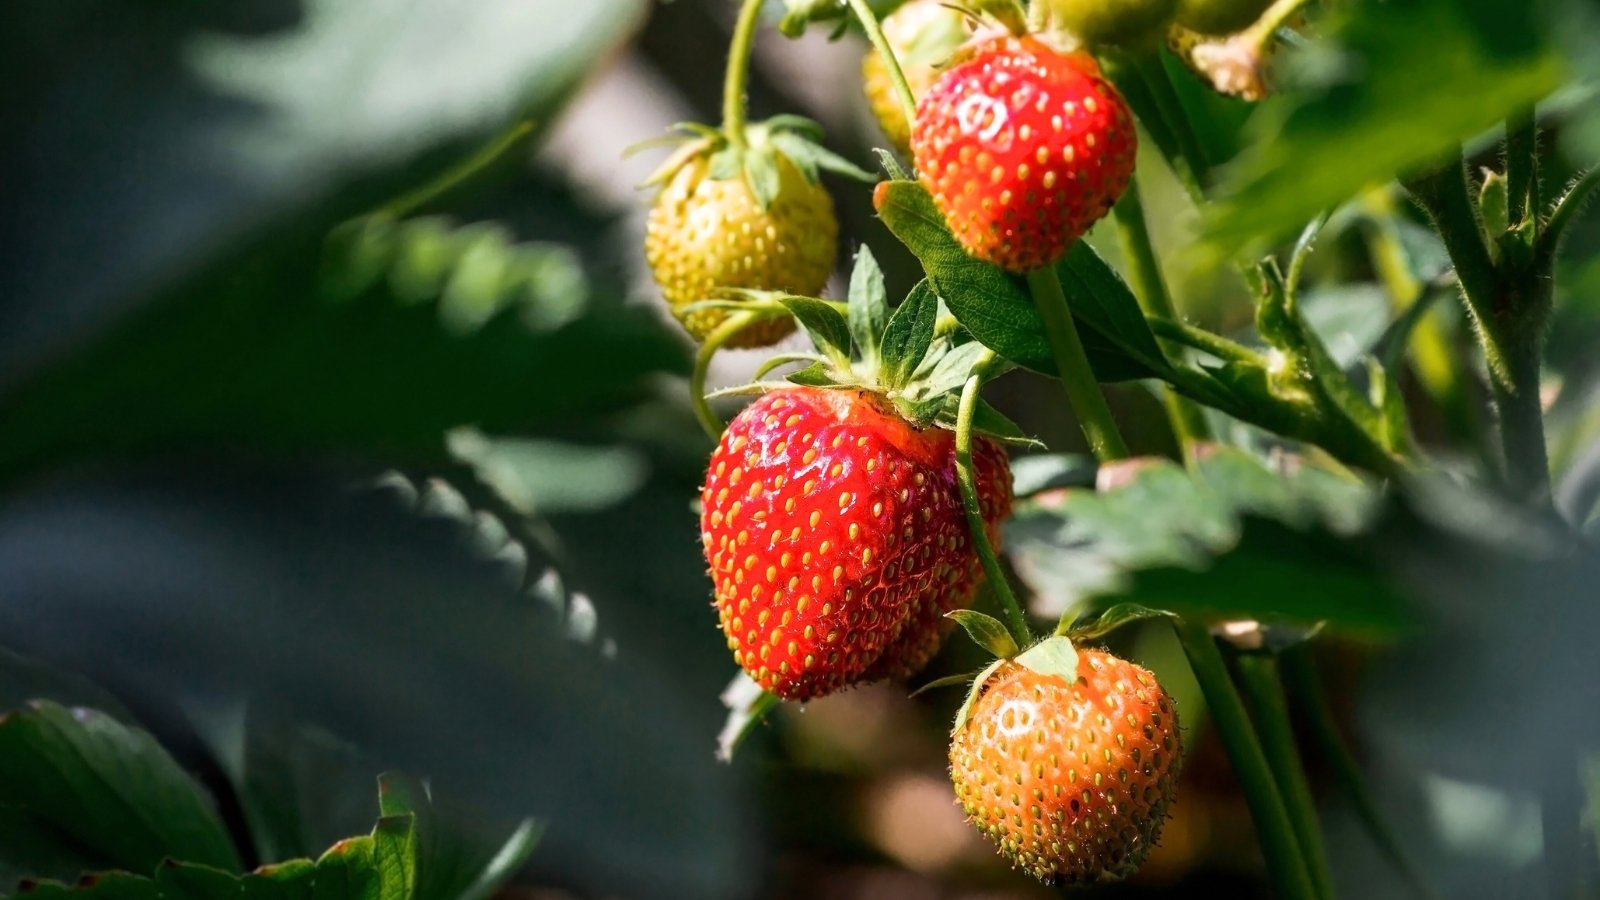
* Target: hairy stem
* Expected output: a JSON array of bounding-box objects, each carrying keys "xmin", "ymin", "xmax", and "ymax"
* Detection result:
[
  {"xmin": 1409, "ymin": 152, "xmax": 1552, "ymax": 503},
  {"xmin": 1506, "ymin": 107, "xmax": 1538, "ymax": 230},
  {"xmin": 1234, "ymin": 653, "xmax": 1336, "ymax": 900},
  {"xmin": 844, "ymin": 0, "xmax": 918, "ymax": 127},
  {"xmin": 1176, "ymin": 620, "xmax": 1318, "ymax": 900},
  {"xmin": 956, "ymin": 368, "xmax": 1034, "ymax": 648},
  {"xmin": 1112, "ymin": 181, "xmax": 1213, "ymax": 456},
  {"xmin": 722, "ymin": 0, "xmax": 768, "ymax": 149},
  {"xmin": 1026, "ymin": 267, "xmax": 1131, "ymax": 461},
  {"xmin": 1147, "ymin": 316, "xmax": 1264, "ymax": 365}
]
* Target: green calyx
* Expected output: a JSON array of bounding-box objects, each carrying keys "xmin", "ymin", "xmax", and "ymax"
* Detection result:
[
  {"xmin": 634, "ymin": 115, "xmax": 874, "ymax": 210},
  {"xmin": 714, "ymin": 247, "xmax": 1039, "ymax": 445},
  {"xmin": 942, "ymin": 611, "xmax": 1081, "ymax": 733}
]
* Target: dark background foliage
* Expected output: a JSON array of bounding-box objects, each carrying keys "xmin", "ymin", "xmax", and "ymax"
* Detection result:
[{"xmin": 1, "ymin": 1, "xmax": 1598, "ymax": 899}]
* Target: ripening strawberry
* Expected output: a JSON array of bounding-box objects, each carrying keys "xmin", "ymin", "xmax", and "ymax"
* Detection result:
[
  {"xmin": 701, "ymin": 387, "xmax": 1012, "ymax": 699},
  {"xmin": 911, "ymin": 36, "xmax": 1136, "ymax": 272},
  {"xmin": 645, "ymin": 150, "xmax": 836, "ymax": 348},
  {"xmin": 861, "ymin": 0, "xmax": 971, "ymax": 156},
  {"xmin": 949, "ymin": 650, "xmax": 1181, "ymax": 883}
]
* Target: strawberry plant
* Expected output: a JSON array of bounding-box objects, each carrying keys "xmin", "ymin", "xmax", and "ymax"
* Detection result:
[{"xmin": 3, "ymin": 0, "xmax": 1600, "ymax": 898}]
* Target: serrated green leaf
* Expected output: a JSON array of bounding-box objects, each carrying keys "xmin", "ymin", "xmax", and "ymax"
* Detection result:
[
  {"xmin": 786, "ymin": 363, "xmax": 841, "ymax": 387},
  {"xmin": 1006, "ymin": 451, "xmax": 1398, "ymax": 631},
  {"xmin": 780, "ymin": 296, "xmax": 853, "ymax": 361},
  {"xmin": 880, "ymin": 281, "xmax": 940, "ymax": 389},
  {"xmin": 1013, "ymin": 636, "xmax": 1080, "ymax": 681},
  {"xmin": 0, "ymin": 702, "xmax": 240, "ymax": 875},
  {"xmin": 916, "ymin": 341, "xmax": 994, "ymax": 400},
  {"xmin": 946, "ymin": 610, "xmax": 1020, "ymax": 658},
  {"xmin": 847, "ymin": 247, "xmax": 890, "ymax": 370},
  {"xmin": 874, "ymin": 180, "xmax": 1157, "ymax": 381},
  {"xmin": 768, "ymin": 132, "xmax": 876, "ymax": 184},
  {"xmin": 1206, "ymin": 0, "xmax": 1564, "ymax": 253},
  {"xmin": 1064, "ymin": 603, "xmax": 1176, "ymax": 642},
  {"xmin": 1055, "ymin": 244, "xmax": 1172, "ymax": 377}
]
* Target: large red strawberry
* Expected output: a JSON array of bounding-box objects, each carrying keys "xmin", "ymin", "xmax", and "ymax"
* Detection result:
[
  {"xmin": 911, "ymin": 36, "xmax": 1137, "ymax": 272},
  {"xmin": 861, "ymin": 435, "xmax": 1012, "ymax": 681},
  {"xmin": 949, "ymin": 648, "xmax": 1181, "ymax": 883},
  {"xmin": 702, "ymin": 386, "xmax": 1012, "ymax": 700}
]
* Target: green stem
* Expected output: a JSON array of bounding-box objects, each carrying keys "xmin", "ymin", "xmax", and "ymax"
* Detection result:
[
  {"xmin": 1280, "ymin": 648, "xmax": 1439, "ymax": 900},
  {"xmin": 844, "ymin": 0, "xmax": 917, "ymax": 127},
  {"xmin": 1405, "ymin": 153, "xmax": 1502, "ymax": 371},
  {"xmin": 1492, "ymin": 336, "xmax": 1552, "ymax": 504},
  {"xmin": 1112, "ymin": 181, "xmax": 1212, "ymax": 456},
  {"xmin": 1409, "ymin": 152, "xmax": 1553, "ymax": 502},
  {"xmin": 379, "ymin": 120, "xmax": 535, "ymax": 219},
  {"xmin": 722, "ymin": 0, "xmax": 768, "ymax": 149},
  {"xmin": 1536, "ymin": 167, "xmax": 1600, "ymax": 270},
  {"xmin": 955, "ymin": 367, "xmax": 1034, "ymax": 648},
  {"xmin": 1175, "ymin": 620, "xmax": 1318, "ymax": 900},
  {"xmin": 1146, "ymin": 316, "xmax": 1264, "ymax": 365},
  {"xmin": 1025, "ymin": 268, "xmax": 1131, "ymax": 461},
  {"xmin": 691, "ymin": 311, "xmax": 764, "ymax": 441},
  {"xmin": 1234, "ymin": 653, "xmax": 1336, "ymax": 900},
  {"xmin": 1506, "ymin": 107, "xmax": 1538, "ymax": 230}
]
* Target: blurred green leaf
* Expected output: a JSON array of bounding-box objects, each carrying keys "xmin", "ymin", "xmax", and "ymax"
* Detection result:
[
  {"xmin": 1207, "ymin": 0, "xmax": 1565, "ymax": 253},
  {"xmin": 0, "ymin": 651, "xmax": 136, "ymax": 724},
  {"xmin": 0, "ymin": 0, "xmax": 647, "ymax": 384},
  {"xmin": 873, "ymin": 180, "xmax": 1160, "ymax": 381},
  {"xmin": 0, "ymin": 702, "xmax": 240, "ymax": 874},
  {"xmin": 447, "ymin": 430, "xmax": 651, "ymax": 517},
  {"xmin": 1007, "ymin": 449, "xmax": 1404, "ymax": 630},
  {"xmin": 376, "ymin": 774, "xmax": 539, "ymax": 900},
  {"xmin": 0, "ymin": 806, "xmax": 102, "ymax": 895},
  {"xmin": 0, "ymin": 217, "xmax": 684, "ymax": 482},
  {"xmin": 3, "ymin": 803, "xmax": 419, "ymax": 900}
]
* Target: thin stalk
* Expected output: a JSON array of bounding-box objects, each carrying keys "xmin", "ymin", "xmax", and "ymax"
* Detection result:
[
  {"xmin": 955, "ymin": 368, "xmax": 1034, "ymax": 648},
  {"xmin": 1025, "ymin": 267, "xmax": 1131, "ymax": 461},
  {"xmin": 722, "ymin": 0, "xmax": 768, "ymax": 149},
  {"xmin": 1234, "ymin": 653, "xmax": 1336, "ymax": 900},
  {"xmin": 1147, "ymin": 316, "xmax": 1264, "ymax": 365},
  {"xmin": 1111, "ymin": 181, "xmax": 1212, "ymax": 456},
  {"xmin": 1506, "ymin": 108, "xmax": 1538, "ymax": 230},
  {"xmin": 690, "ymin": 310, "xmax": 764, "ymax": 441},
  {"xmin": 1175, "ymin": 620, "xmax": 1318, "ymax": 900},
  {"xmin": 1281, "ymin": 646, "xmax": 1439, "ymax": 900},
  {"xmin": 379, "ymin": 121, "xmax": 535, "ymax": 219},
  {"xmin": 844, "ymin": 0, "xmax": 917, "ymax": 126}
]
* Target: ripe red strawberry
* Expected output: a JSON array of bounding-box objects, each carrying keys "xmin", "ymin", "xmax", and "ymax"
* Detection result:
[
  {"xmin": 862, "ymin": 435, "xmax": 1012, "ymax": 681},
  {"xmin": 911, "ymin": 36, "xmax": 1137, "ymax": 272},
  {"xmin": 949, "ymin": 649, "xmax": 1181, "ymax": 883},
  {"xmin": 701, "ymin": 386, "xmax": 1012, "ymax": 699},
  {"xmin": 645, "ymin": 149, "xmax": 835, "ymax": 348}
]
